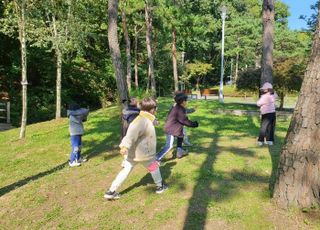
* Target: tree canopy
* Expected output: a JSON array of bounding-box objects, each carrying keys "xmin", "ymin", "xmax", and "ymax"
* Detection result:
[{"xmin": 0, "ymin": 0, "xmax": 313, "ymax": 125}]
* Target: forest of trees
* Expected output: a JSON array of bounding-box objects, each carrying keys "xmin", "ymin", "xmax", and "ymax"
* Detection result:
[{"xmin": 0, "ymin": 0, "xmax": 313, "ymax": 126}]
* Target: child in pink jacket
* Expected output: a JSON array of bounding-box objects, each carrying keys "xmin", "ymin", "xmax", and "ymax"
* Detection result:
[{"xmin": 257, "ymin": 82, "xmax": 277, "ymax": 146}]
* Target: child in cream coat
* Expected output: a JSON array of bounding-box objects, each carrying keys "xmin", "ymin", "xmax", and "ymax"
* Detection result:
[{"xmin": 104, "ymin": 97, "xmax": 167, "ymax": 200}]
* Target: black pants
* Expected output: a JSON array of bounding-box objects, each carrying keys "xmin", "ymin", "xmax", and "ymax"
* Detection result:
[
  {"xmin": 177, "ymin": 137, "xmax": 183, "ymax": 148},
  {"xmin": 258, "ymin": 112, "xmax": 276, "ymax": 142}
]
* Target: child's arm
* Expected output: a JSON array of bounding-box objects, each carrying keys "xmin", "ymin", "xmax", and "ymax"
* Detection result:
[
  {"xmin": 153, "ymin": 119, "xmax": 160, "ymax": 126},
  {"xmin": 177, "ymin": 109, "xmax": 198, "ymax": 128},
  {"xmin": 257, "ymin": 94, "xmax": 267, "ymax": 107},
  {"xmin": 68, "ymin": 108, "xmax": 89, "ymax": 120},
  {"xmin": 186, "ymin": 108, "xmax": 195, "ymax": 114}
]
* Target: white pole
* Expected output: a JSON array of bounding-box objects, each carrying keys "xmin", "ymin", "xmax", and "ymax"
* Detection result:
[
  {"xmin": 219, "ymin": 6, "xmax": 227, "ymax": 103},
  {"xmin": 7, "ymin": 102, "xmax": 10, "ymax": 124}
]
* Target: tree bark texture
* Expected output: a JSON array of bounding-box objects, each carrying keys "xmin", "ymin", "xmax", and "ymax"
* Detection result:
[
  {"xmin": 145, "ymin": 1, "xmax": 156, "ymax": 93},
  {"xmin": 15, "ymin": 0, "xmax": 27, "ymax": 139},
  {"xmin": 108, "ymin": 0, "xmax": 129, "ymax": 109},
  {"xmin": 279, "ymin": 91, "xmax": 284, "ymax": 110},
  {"xmin": 51, "ymin": 12, "xmax": 62, "ymax": 119},
  {"xmin": 261, "ymin": 0, "xmax": 274, "ymax": 85},
  {"xmin": 121, "ymin": 10, "xmax": 132, "ymax": 91},
  {"xmin": 273, "ymin": 13, "xmax": 320, "ymax": 208},
  {"xmin": 172, "ymin": 26, "xmax": 178, "ymax": 91},
  {"xmin": 55, "ymin": 49, "xmax": 62, "ymax": 119},
  {"xmin": 134, "ymin": 25, "xmax": 139, "ymax": 88}
]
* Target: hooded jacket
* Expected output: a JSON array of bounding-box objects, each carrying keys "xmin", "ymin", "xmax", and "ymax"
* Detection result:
[{"xmin": 67, "ymin": 108, "xmax": 89, "ymax": 136}]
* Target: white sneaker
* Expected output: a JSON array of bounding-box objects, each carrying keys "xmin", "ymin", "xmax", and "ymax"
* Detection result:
[
  {"xmin": 257, "ymin": 141, "xmax": 264, "ymax": 146},
  {"xmin": 266, "ymin": 141, "xmax": 273, "ymax": 145},
  {"xmin": 69, "ymin": 161, "xmax": 81, "ymax": 167}
]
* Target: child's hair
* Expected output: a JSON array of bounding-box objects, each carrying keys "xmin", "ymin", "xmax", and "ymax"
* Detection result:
[
  {"xmin": 68, "ymin": 102, "xmax": 80, "ymax": 110},
  {"xmin": 129, "ymin": 97, "xmax": 138, "ymax": 107},
  {"xmin": 174, "ymin": 92, "xmax": 188, "ymax": 105},
  {"xmin": 140, "ymin": 97, "xmax": 157, "ymax": 111}
]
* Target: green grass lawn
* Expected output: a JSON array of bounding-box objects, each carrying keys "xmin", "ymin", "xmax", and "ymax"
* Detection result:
[{"xmin": 0, "ymin": 98, "xmax": 319, "ymax": 229}]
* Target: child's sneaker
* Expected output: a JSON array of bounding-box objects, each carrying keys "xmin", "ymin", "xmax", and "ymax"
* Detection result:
[
  {"xmin": 104, "ymin": 190, "xmax": 120, "ymax": 200},
  {"xmin": 77, "ymin": 158, "xmax": 87, "ymax": 163},
  {"xmin": 266, "ymin": 141, "xmax": 273, "ymax": 145},
  {"xmin": 183, "ymin": 139, "xmax": 193, "ymax": 146},
  {"xmin": 69, "ymin": 161, "xmax": 81, "ymax": 167},
  {"xmin": 177, "ymin": 148, "xmax": 188, "ymax": 159},
  {"xmin": 155, "ymin": 183, "xmax": 168, "ymax": 194},
  {"xmin": 257, "ymin": 141, "xmax": 264, "ymax": 146}
]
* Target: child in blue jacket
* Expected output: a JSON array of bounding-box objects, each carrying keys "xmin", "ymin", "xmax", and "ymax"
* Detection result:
[{"xmin": 67, "ymin": 103, "xmax": 89, "ymax": 167}]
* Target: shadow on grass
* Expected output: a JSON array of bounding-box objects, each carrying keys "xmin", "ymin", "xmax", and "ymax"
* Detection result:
[
  {"xmin": 267, "ymin": 133, "xmax": 286, "ymax": 196},
  {"xmin": 182, "ymin": 115, "xmax": 272, "ymax": 229},
  {"xmin": 120, "ymin": 161, "xmax": 177, "ymax": 195},
  {"xmin": 0, "ymin": 161, "xmax": 68, "ymax": 197},
  {"xmin": 0, "ymin": 108, "xmax": 122, "ymax": 197},
  {"xmin": 82, "ymin": 111, "xmax": 122, "ymax": 160}
]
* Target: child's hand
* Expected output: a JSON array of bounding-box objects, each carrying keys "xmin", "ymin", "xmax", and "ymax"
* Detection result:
[
  {"xmin": 153, "ymin": 120, "xmax": 160, "ymax": 126},
  {"xmin": 193, "ymin": 121, "xmax": 199, "ymax": 127},
  {"xmin": 120, "ymin": 147, "xmax": 128, "ymax": 155}
]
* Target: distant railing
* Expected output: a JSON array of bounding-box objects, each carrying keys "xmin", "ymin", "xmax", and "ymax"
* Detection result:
[{"xmin": 0, "ymin": 101, "xmax": 10, "ymax": 124}]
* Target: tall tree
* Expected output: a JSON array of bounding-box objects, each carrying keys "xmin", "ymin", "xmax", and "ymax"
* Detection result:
[
  {"xmin": 172, "ymin": 25, "xmax": 178, "ymax": 91},
  {"xmin": 261, "ymin": 0, "xmax": 274, "ymax": 85},
  {"xmin": 121, "ymin": 6, "xmax": 132, "ymax": 91},
  {"xmin": 14, "ymin": 0, "xmax": 28, "ymax": 138},
  {"xmin": 108, "ymin": 0, "xmax": 129, "ymax": 109},
  {"xmin": 144, "ymin": 0, "xmax": 155, "ymax": 93},
  {"xmin": 224, "ymin": 17, "xmax": 261, "ymax": 83},
  {"xmin": 134, "ymin": 25, "xmax": 140, "ymax": 88},
  {"xmin": 44, "ymin": 0, "xmax": 88, "ymax": 119},
  {"xmin": 273, "ymin": 8, "xmax": 320, "ymax": 208},
  {"xmin": 1, "ymin": 0, "xmax": 33, "ymax": 138}
]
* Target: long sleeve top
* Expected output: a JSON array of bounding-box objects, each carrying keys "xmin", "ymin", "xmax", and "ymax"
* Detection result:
[
  {"xmin": 257, "ymin": 92, "xmax": 277, "ymax": 115},
  {"xmin": 164, "ymin": 104, "xmax": 198, "ymax": 137},
  {"xmin": 67, "ymin": 108, "xmax": 89, "ymax": 136},
  {"xmin": 119, "ymin": 111, "xmax": 157, "ymax": 162}
]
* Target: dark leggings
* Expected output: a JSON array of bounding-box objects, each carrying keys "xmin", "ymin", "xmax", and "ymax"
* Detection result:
[
  {"xmin": 156, "ymin": 136, "xmax": 184, "ymax": 161},
  {"xmin": 177, "ymin": 137, "xmax": 183, "ymax": 148},
  {"xmin": 258, "ymin": 112, "xmax": 276, "ymax": 142}
]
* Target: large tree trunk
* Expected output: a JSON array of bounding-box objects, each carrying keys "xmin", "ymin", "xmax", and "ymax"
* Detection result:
[
  {"xmin": 121, "ymin": 10, "xmax": 132, "ymax": 91},
  {"xmin": 261, "ymin": 0, "xmax": 274, "ymax": 85},
  {"xmin": 273, "ymin": 12, "xmax": 320, "ymax": 208},
  {"xmin": 108, "ymin": 0, "xmax": 129, "ymax": 109},
  {"xmin": 55, "ymin": 49, "xmax": 62, "ymax": 119},
  {"xmin": 15, "ymin": 0, "xmax": 27, "ymax": 139},
  {"xmin": 134, "ymin": 25, "xmax": 139, "ymax": 88},
  {"xmin": 145, "ymin": 1, "xmax": 155, "ymax": 93},
  {"xmin": 172, "ymin": 26, "xmax": 178, "ymax": 91}
]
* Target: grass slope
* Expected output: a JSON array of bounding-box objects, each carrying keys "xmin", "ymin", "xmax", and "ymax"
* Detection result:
[{"xmin": 0, "ymin": 98, "xmax": 319, "ymax": 230}]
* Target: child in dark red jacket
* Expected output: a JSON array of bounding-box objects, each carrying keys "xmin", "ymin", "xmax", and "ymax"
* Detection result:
[{"xmin": 156, "ymin": 92, "xmax": 199, "ymax": 161}]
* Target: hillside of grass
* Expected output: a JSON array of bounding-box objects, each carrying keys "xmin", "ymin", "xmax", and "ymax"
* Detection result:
[{"xmin": 0, "ymin": 98, "xmax": 319, "ymax": 229}]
